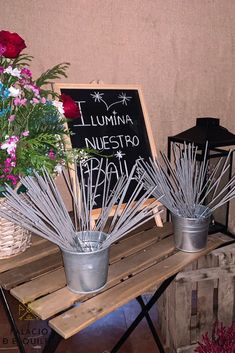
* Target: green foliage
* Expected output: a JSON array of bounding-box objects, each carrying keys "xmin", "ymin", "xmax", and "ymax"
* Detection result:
[
  {"xmin": 12, "ymin": 53, "xmax": 33, "ymax": 67},
  {"xmin": 15, "ymin": 133, "xmax": 64, "ymax": 176},
  {"xmin": 35, "ymin": 62, "xmax": 70, "ymax": 87}
]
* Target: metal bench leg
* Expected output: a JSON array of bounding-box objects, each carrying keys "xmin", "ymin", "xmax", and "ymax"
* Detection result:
[
  {"xmin": 136, "ymin": 295, "xmax": 165, "ymax": 353},
  {"xmin": 110, "ymin": 274, "xmax": 177, "ymax": 353},
  {"xmin": 0, "ymin": 286, "xmax": 26, "ymax": 353},
  {"xmin": 42, "ymin": 330, "xmax": 62, "ymax": 353}
]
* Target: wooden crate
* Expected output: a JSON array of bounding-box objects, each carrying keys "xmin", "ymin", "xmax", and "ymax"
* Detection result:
[{"xmin": 157, "ymin": 242, "xmax": 235, "ymax": 353}]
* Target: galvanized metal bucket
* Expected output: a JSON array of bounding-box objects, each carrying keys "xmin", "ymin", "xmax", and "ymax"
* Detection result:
[
  {"xmin": 61, "ymin": 231, "xmax": 109, "ymax": 294},
  {"xmin": 171, "ymin": 207, "xmax": 211, "ymax": 253}
]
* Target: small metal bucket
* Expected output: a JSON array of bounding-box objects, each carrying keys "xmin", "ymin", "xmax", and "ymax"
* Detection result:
[
  {"xmin": 61, "ymin": 231, "xmax": 109, "ymax": 294},
  {"xmin": 171, "ymin": 206, "xmax": 211, "ymax": 252}
]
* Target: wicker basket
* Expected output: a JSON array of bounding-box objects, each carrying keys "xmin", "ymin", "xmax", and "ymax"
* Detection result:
[{"xmin": 0, "ymin": 197, "xmax": 31, "ymax": 259}]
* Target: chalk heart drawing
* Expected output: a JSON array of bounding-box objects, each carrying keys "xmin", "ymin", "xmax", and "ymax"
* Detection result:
[{"xmin": 90, "ymin": 92, "xmax": 132, "ymax": 111}]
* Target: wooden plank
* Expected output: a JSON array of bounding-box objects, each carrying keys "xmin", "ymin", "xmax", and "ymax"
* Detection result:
[
  {"xmin": 28, "ymin": 236, "xmax": 176, "ymax": 319},
  {"xmin": 177, "ymin": 343, "xmax": 197, "ymax": 353},
  {"xmin": 174, "ymin": 281, "xmax": 192, "ymax": 348},
  {"xmin": 30, "ymin": 234, "xmax": 48, "ymax": 245},
  {"xmin": 157, "ymin": 288, "xmax": 169, "ymax": 348},
  {"xmin": 166, "ymin": 280, "xmax": 176, "ymax": 351},
  {"xmin": 11, "ymin": 268, "xmax": 66, "ymax": 304},
  {"xmin": 190, "ymin": 315, "xmax": 198, "ymax": 345},
  {"xmin": 110, "ymin": 222, "xmax": 173, "ymax": 263},
  {"xmin": 196, "ymin": 254, "xmax": 214, "ymax": 339},
  {"xmin": 0, "ymin": 252, "xmax": 62, "ymax": 290},
  {"xmin": 109, "ymin": 236, "xmax": 175, "ymax": 281},
  {"xmin": 0, "ymin": 241, "xmax": 59, "ymax": 273},
  {"xmin": 114, "ymin": 218, "xmax": 155, "ymax": 239},
  {"xmin": 11, "ymin": 226, "xmax": 173, "ymax": 306},
  {"xmin": 121, "ymin": 220, "xmax": 171, "ymax": 241},
  {"xmin": 30, "ymin": 287, "xmax": 84, "ymax": 319},
  {"xmin": 49, "ymin": 235, "xmax": 225, "ymax": 338},
  {"xmin": 0, "ymin": 222, "xmax": 172, "ymax": 291},
  {"xmin": 216, "ymin": 246, "xmax": 235, "ymax": 325},
  {"xmin": 213, "ymin": 243, "xmax": 235, "ymax": 325},
  {"xmin": 176, "ymin": 266, "xmax": 235, "ymax": 282},
  {"xmin": 210, "ymin": 242, "xmax": 235, "ymax": 260},
  {"xmin": 218, "ymin": 274, "xmax": 234, "ymax": 325}
]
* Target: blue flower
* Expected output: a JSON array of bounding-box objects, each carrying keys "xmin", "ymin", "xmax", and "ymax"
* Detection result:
[
  {"xmin": 0, "ymin": 106, "xmax": 10, "ymax": 116},
  {"xmin": 0, "ymin": 82, "xmax": 9, "ymax": 99},
  {"xmin": 3, "ymin": 88, "xmax": 10, "ymax": 98}
]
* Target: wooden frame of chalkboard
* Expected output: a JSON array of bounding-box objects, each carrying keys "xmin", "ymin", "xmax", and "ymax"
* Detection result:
[{"xmin": 54, "ymin": 83, "xmax": 161, "ymax": 224}]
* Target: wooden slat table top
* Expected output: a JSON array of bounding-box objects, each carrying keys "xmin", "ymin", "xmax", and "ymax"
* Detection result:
[
  {"xmin": 50, "ymin": 236, "xmax": 226, "ymax": 339},
  {"xmin": 0, "ymin": 221, "xmax": 231, "ymax": 341}
]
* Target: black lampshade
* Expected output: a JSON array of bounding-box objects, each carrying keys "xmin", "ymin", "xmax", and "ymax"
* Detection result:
[{"xmin": 170, "ymin": 117, "xmax": 235, "ymax": 148}]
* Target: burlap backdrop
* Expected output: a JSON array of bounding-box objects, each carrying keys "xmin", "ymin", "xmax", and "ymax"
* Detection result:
[{"xmin": 2, "ymin": 0, "xmax": 235, "ymax": 230}]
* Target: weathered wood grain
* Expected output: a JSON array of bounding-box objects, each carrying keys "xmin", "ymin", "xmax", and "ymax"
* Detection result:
[
  {"xmin": 110, "ymin": 222, "xmax": 173, "ymax": 263},
  {"xmin": 49, "ymin": 235, "xmax": 224, "ymax": 338},
  {"xmin": 0, "ymin": 241, "xmax": 60, "ymax": 273},
  {"xmin": 28, "ymin": 236, "xmax": 176, "ymax": 319},
  {"xmin": 0, "ymin": 252, "xmax": 62, "ymax": 290}
]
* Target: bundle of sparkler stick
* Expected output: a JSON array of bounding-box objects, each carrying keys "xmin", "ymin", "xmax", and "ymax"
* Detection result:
[
  {"xmin": 137, "ymin": 143, "xmax": 235, "ymax": 219},
  {"xmin": 0, "ymin": 159, "xmax": 162, "ymax": 252}
]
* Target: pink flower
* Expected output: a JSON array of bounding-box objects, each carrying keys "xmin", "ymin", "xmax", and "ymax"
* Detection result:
[
  {"xmin": 1, "ymin": 136, "xmax": 19, "ymax": 156},
  {"xmin": 195, "ymin": 322, "xmax": 235, "ymax": 353},
  {"xmin": 6, "ymin": 175, "xmax": 19, "ymax": 185},
  {"xmin": 19, "ymin": 77, "xmax": 30, "ymax": 86},
  {"xmin": 13, "ymin": 97, "xmax": 21, "ymax": 106},
  {"xmin": 32, "ymin": 98, "xmax": 39, "ymax": 104},
  {"xmin": 41, "ymin": 97, "xmax": 47, "ymax": 104},
  {"xmin": 4, "ymin": 158, "xmax": 12, "ymax": 167},
  {"xmin": 22, "ymin": 131, "xmax": 29, "ymax": 137},
  {"xmin": 20, "ymin": 98, "xmax": 27, "ymax": 106},
  {"xmin": 20, "ymin": 68, "xmax": 32, "ymax": 77},
  {"xmin": 9, "ymin": 136, "xmax": 19, "ymax": 143},
  {"xmin": 13, "ymin": 98, "xmax": 27, "ymax": 106},
  {"xmin": 0, "ymin": 66, "xmax": 4, "ymax": 73},
  {"xmin": 24, "ymin": 84, "xmax": 40, "ymax": 96},
  {"xmin": 8, "ymin": 115, "xmax": 15, "ymax": 122},
  {"xmin": 48, "ymin": 150, "xmax": 56, "ymax": 160}
]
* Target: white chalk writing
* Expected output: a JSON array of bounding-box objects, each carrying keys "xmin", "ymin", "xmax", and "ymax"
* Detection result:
[{"xmin": 85, "ymin": 135, "xmax": 140, "ymax": 150}]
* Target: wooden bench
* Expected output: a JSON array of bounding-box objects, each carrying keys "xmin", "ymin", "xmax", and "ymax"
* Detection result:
[{"xmin": 0, "ymin": 221, "xmax": 230, "ymax": 353}]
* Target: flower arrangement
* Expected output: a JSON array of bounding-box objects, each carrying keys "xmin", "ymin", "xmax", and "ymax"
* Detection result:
[
  {"xmin": 0, "ymin": 30, "xmax": 81, "ymax": 188},
  {"xmin": 195, "ymin": 321, "xmax": 235, "ymax": 353}
]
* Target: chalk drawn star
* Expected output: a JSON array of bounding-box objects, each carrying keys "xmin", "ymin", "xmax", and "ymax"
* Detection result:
[
  {"xmin": 118, "ymin": 93, "xmax": 132, "ymax": 106},
  {"xmin": 113, "ymin": 110, "xmax": 117, "ymax": 115},
  {"xmin": 115, "ymin": 150, "xmax": 125, "ymax": 160},
  {"xmin": 90, "ymin": 92, "xmax": 104, "ymax": 102}
]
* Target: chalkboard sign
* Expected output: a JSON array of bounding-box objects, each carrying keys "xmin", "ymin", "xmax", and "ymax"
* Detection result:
[{"xmin": 54, "ymin": 84, "xmax": 157, "ymax": 209}]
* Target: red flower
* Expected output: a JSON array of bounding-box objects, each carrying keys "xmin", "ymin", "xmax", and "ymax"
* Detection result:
[
  {"xmin": 61, "ymin": 94, "xmax": 80, "ymax": 119},
  {"xmin": 0, "ymin": 30, "xmax": 26, "ymax": 58},
  {"xmin": 195, "ymin": 322, "xmax": 235, "ymax": 353}
]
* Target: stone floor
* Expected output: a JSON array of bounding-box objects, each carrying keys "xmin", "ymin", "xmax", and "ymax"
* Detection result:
[{"xmin": 0, "ymin": 292, "xmax": 161, "ymax": 353}]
